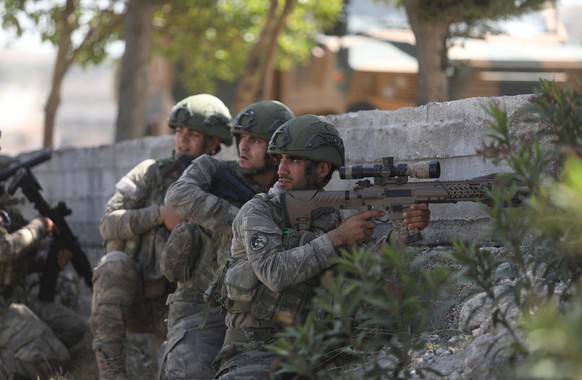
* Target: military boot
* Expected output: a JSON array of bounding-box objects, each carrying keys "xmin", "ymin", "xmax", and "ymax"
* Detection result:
[{"xmin": 95, "ymin": 343, "xmax": 128, "ymax": 380}]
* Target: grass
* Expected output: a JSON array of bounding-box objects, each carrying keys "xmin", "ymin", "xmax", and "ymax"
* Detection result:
[{"xmin": 48, "ymin": 332, "xmax": 159, "ymax": 380}]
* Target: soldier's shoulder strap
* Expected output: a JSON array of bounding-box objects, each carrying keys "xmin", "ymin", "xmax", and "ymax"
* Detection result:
[
  {"xmin": 157, "ymin": 154, "xmax": 193, "ymax": 179},
  {"xmin": 254, "ymin": 192, "xmax": 286, "ymax": 228},
  {"xmin": 211, "ymin": 162, "xmax": 257, "ymax": 205}
]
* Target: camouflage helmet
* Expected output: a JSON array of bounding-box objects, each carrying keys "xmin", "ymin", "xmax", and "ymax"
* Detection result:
[
  {"xmin": 231, "ymin": 100, "xmax": 295, "ymax": 142},
  {"xmin": 268, "ymin": 114, "xmax": 345, "ymax": 168},
  {"xmin": 168, "ymin": 94, "xmax": 233, "ymax": 146}
]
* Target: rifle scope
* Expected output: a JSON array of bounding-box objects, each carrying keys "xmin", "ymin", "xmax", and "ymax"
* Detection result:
[{"xmin": 339, "ymin": 157, "xmax": 441, "ymax": 180}]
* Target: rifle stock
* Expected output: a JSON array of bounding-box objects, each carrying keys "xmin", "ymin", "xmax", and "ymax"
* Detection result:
[
  {"xmin": 6, "ymin": 162, "xmax": 93, "ymax": 302},
  {"xmin": 280, "ymin": 158, "xmax": 526, "ymax": 243}
]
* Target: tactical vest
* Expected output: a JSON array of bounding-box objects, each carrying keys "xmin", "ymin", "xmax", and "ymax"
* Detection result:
[
  {"xmin": 188, "ymin": 224, "xmax": 225, "ymax": 301},
  {"xmin": 221, "ymin": 193, "xmax": 320, "ymax": 327},
  {"xmin": 191, "ymin": 162, "xmax": 260, "ymax": 303}
]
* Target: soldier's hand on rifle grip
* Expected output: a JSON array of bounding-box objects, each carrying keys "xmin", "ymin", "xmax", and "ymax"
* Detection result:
[
  {"xmin": 391, "ymin": 203, "xmax": 430, "ymax": 246},
  {"xmin": 159, "ymin": 205, "xmax": 185, "ymax": 231},
  {"xmin": 327, "ymin": 210, "xmax": 385, "ymax": 248},
  {"xmin": 57, "ymin": 249, "xmax": 73, "ymax": 270},
  {"xmin": 403, "ymin": 203, "xmax": 431, "ymax": 231},
  {"xmin": 39, "ymin": 216, "xmax": 57, "ymax": 236}
]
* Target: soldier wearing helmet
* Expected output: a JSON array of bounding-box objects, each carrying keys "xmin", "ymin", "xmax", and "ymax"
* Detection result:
[
  {"xmin": 230, "ymin": 100, "xmax": 295, "ymax": 176},
  {"xmin": 90, "ymin": 94, "xmax": 232, "ymax": 380},
  {"xmin": 158, "ymin": 100, "xmax": 294, "ymax": 380},
  {"xmin": 212, "ymin": 115, "xmax": 431, "ymax": 379}
]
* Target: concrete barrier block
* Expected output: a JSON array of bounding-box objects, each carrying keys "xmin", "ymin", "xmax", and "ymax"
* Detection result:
[{"xmin": 23, "ymin": 95, "xmax": 537, "ymax": 247}]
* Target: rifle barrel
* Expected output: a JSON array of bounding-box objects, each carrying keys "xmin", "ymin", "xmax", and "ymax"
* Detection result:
[{"xmin": 0, "ymin": 150, "xmax": 52, "ymax": 182}]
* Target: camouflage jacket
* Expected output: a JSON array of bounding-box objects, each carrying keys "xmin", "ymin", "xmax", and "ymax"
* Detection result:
[
  {"xmin": 99, "ymin": 156, "xmax": 187, "ymax": 284},
  {"xmin": 0, "ymin": 215, "xmax": 47, "ymax": 310},
  {"xmin": 224, "ymin": 183, "xmax": 342, "ymax": 329},
  {"xmin": 165, "ymin": 154, "xmax": 264, "ymax": 235},
  {"xmin": 163, "ymin": 155, "xmax": 268, "ymax": 289}
]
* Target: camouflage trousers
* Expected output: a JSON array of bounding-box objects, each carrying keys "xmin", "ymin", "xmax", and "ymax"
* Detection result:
[
  {"xmin": 212, "ymin": 329, "xmax": 283, "ymax": 380},
  {"xmin": 0, "ymin": 300, "xmax": 86, "ymax": 379},
  {"xmin": 158, "ymin": 286, "xmax": 226, "ymax": 380},
  {"xmin": 90, "ymin": 251, "xmax": 169, "ymax": 349}
]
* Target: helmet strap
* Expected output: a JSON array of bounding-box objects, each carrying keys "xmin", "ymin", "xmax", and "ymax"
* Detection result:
[
  {"xmin": 305, "ymin": 160, "xmax": 332, "ymax": 190},
  {"xmin": 304, "ymin": 159, "xmax": 315, "ymax": 189},
  {"xmin": 202, "ymin": 135, "xmax": 222, "ymax": 155},
  {"xmin": 201, "ymin": 135, "xmax": 210, "ymax": 152}
]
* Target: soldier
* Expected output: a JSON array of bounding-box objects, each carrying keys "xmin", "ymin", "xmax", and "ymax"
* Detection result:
[
  {"xmin": 90, "ymin": 94, "xmax": 233, "ymax": 380},
  {"xmin": 159, "ymin": 100, "xmax": 295, "ymax": 379},
  {"xmin": 0, "ymin": 157, "xmax": 86, "ymax": 378},
  {"xmin": 213, "ymin": 115, "xmax": 431, "ymax": 379}
]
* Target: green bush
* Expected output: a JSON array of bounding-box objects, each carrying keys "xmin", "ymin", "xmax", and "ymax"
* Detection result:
[
  {"xmin": 454, "ymin": 79, "xmax": 582, "ymax": 376},
  {"xmin": 268, "ymin": 245, "xmax": 454, "ymax": 379},
  {"xmin": 268, "ymin": 79, "xmax": 582, "ymax": 379}
]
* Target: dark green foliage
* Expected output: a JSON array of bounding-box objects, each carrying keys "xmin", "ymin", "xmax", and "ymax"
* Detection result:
[
  {"xmin": 454, "ymin": 79, "xmax": 582, "ymax": 377},
  {"xmin": 152, "ymin": 0, "xmax": 342, "ymax": 95},
  {"xmin": 0, "ymin": 0, "xmax": 124, "ymax": 67},
  {"xmin": 268, "ymin": 78, "xmax": 582, "ymax": 379},
  {"xmin": 267, "ymin": 245, "xmax": 453, "ymax": 379},
  {"xmin": 394, "ymin": 0, "xmax": 554, "ymax": 25}
]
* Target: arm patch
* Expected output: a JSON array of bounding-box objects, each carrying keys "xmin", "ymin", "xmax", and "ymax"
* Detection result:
[{"xmin": 249, "ymin": 232, "xmax": 268, "ymax": 251}]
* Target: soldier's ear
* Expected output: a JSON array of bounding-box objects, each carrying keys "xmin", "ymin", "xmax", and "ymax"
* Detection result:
[
  {"xmin": 318, "ymin": 161, "xmax": 331, "ymax": 178},
  {"xmin": 207, "ymin": 136, "xmax": 222, "ymax": 155}
]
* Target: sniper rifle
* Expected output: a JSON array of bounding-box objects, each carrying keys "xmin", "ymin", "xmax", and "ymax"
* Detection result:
[{"xmin": 280, "ymin": 157, "xmax": 527, "ymax": 243}]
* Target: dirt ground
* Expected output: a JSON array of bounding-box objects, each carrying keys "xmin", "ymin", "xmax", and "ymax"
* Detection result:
[{"xmin": 57, "ymin": 331, "xmax": 159, "ymax": 380}]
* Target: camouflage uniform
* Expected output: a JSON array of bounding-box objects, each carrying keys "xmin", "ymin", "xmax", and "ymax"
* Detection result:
[
  {"xmin": 160, "ymin": 154, "xmax": 269, "ymax": 380},
  {"xmin": 90, "ymin": 156, "xmax": 187, "ymax": 377},
  {"xmin": 92, "ymin": 93, "xmax": 233, "ymax": 380},
  {"xmin": 213, "ymin": 183, "xmax": 342, "ymax": 379},
  {"xmin": 0, "ymin": 209, "xmax": 86, "ymax": 379},
  {"xmin": 158, "ymin": 100, "xmax": 293, "ymax": 380},
  {"xmin": 212, "ymin": 115, "xmax": 354, "ymax": 379}
]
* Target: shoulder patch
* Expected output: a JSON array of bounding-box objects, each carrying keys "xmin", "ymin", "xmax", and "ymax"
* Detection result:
[{"xmin": 249, "ymin": 232, "xmax": 268, "ymax": 251}]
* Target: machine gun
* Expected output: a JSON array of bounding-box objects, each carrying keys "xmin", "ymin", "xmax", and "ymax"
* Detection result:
[
  {"xmin": 5, "ymin": 151, "xmax": 93, "ymax": 302},
  {"xmin": 280, "ymin": 157, "xmax": 527, "ymax": 243}
]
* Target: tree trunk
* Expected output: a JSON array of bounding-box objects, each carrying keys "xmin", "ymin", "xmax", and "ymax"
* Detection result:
[
  {"xmin": 261, "ymin": 0, "xmax": 295, "ymax": 101},
  {"xmin": 43, "ymin": 0, "xmax": 75, "ymax": 149},
  {"xmin": 233, "ymin": 0, "xmax": 295, "ymax": 114},
  {"xmin": 115, "ymin": 0, "xmax": 155, "ymax": 142},
  {"xmin": 402, "ymin": 0, "xmax": 450, "ymax": 106},
  {"xmin": 144, "ymin": 54, "xmax": 175, "ymax": 137}
]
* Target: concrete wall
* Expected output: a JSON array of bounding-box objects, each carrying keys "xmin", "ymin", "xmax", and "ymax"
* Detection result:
[
  {"xmin": 15, "ymin": 94, "xmax": 534, "ymax": 259},
  {"xmin": 325, "ymin": 94, "xmax": 534, "ymax": 243}
]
